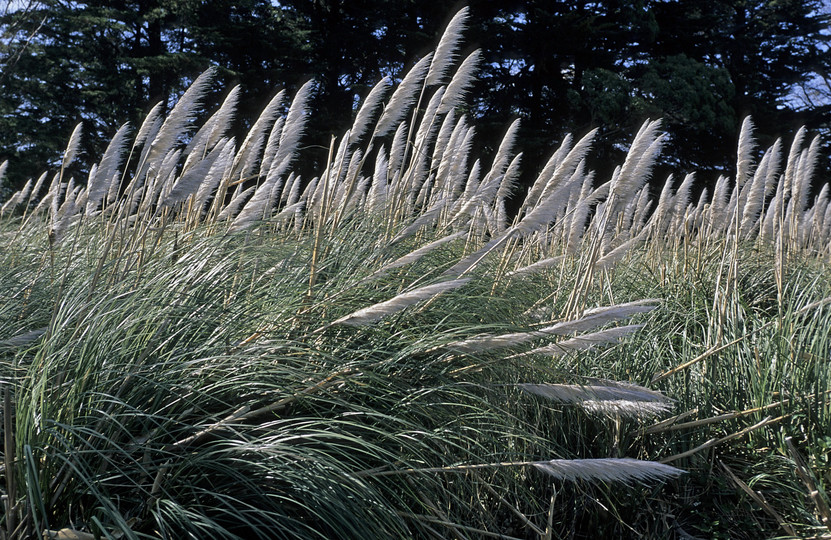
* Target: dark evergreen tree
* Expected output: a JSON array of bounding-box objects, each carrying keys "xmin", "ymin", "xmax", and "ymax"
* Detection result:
[{"xmin": 1, "ymin": 0, "xmax": 829, "ymax": 192}]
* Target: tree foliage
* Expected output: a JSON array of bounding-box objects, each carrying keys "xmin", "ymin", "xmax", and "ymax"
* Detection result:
[{"xmin": 0, "ymin": 0, "xmax": 829, "ymax": 191}]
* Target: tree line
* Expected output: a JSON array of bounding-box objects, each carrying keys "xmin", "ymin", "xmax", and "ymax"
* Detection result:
[{"xmin": 1, "ymin": 0, "xmax": 830, "ymax": 195}]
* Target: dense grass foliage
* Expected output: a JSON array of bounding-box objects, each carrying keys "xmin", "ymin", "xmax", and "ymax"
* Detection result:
[{"xmin": 1, "ymin": 8, "xmax": 830, "ymax": 539}]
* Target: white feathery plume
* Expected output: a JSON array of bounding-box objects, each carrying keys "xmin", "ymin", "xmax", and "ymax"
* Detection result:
[
  {"xmin": 507, "ymin": 255, "xmax": 566, "ymax": 278},
  {"xmin": 231, "ymin": 89, "xmax": 286, "ymax": 180},
  {"xmin": 511, "ymin": 171, "xmax": 581, "ymax": 238},
  {"xmin": 338, "ymin": 148, "xmax": 364, "ymax": 208},
  {"xmin": 280, "ymin": 172, "xmax": 300, "ymax": 206},
  {"xmin": 668, "ymin": 173, "xmax": 695, "ymax": 234},
  {"xmin": 61, "ymin": 122, "xmax": 83, "ymax": 170},
  {"xmin": 437, "ymin": 49, "xmax": 482, "ymax": 116},
  {"xmin": 579, "ymin": 400, "xmax": 674, "ymax": 418},
  {"xmin": 263, "ymin": 128, "xmax": 297, "ymax": 186},
  {"xmin": 33, "ymin": 173, "xmax": 59, "ymax": 216},
  {"xmin": 761, "ymin": 180, "xmax": 783, "ymax": 240},
  {"xmin": 146, "ymin": 148, "xmax": 181, "ymax": 207},
  {"xmin": 630, "ymin": 184, "xmax": 653, "ymax": 236},
  {"xmin": 142, "ymin": 68, "xmax": 215, "ymax": 174},
  {"xmin": 426, "ymin": 7, "xmax": 469, "ymax": 86},
  {"xmin": 783, "ymin": 126, "xmax": 806, "ymax": 198},
  {"xmin": 26, "ymin": 171, "xmax": 48, "ymax": 207},
  {"xmin": 735, "ymin": 116, "xmax": 755, "ymax": 192},
  {"xmin": 374, "ymin": 53, "xmax": 433, "ymax": 138},
  {"xmin": 823, "ymin": 197, "xmax": 831, "ymax": 245},
  {"xmin": 447, "ymin": 326, "xmax": 551, "ymax": 355},
  {"xmin": 810, "ymin": 183, "xmax": 830, "ymax": 243},
  {"xmin": 288, "ymin": 174, "xmax": 307, "ymax": 206},
  {"xmin": 76, "ymin": 168, "xmax": 93, "ymax": 209},
  {"xmin": 432, "ymin": 115, "xmax": 467, "ymax": 199},
  {"xmin": 687, "ymin": 188, "xmax": 709, "ymax": 237},
  {"xmin": 299, "ymin": 177, "xmax": 318, "ymax": 205},
  {"xmin": 274, "ymin": 80, "xmax": 314, "ymax": 168},
  {"xmin": 49, "ymin": 185, "xmax": 81, "ymax": 246},
  {"xmin": 518, "ymin": 378, "xmax": 676, "ymax": 438},
  {"xmin": 519, "ymin": 380, "xmax": 669, "ymax": 404},
  {"xmin": 164, "ymin": 143, "xmax": 225, "ymax": 206},
  {"xmin": 791, "ymin": 135, "xmax": 821, "ymax": 221},
  {"xmin": 368, "ymin": 149, "xmax": 389, "ymax": 212},
  {"xmin": 496, "ymin": 199, "xmax": 509, "ymax": 232},
  {"xmin": 205, "ymin": 84, "xmax": 241, "ymax": 151},
  {"xmin": 672, "ymin": 173, "xmax": 695, "ymax": 217},
  {"xmin": 387, "ymin": 122, "xmax": 409, "ymax": 177},
  {"xmin": 708, "ymin": 174, "xmax": 730, "ymax": 231},
  {"xmin": 370, "ymin": 231, "xmax": 467, "ymax": 280},
  {"xmin": 49, "ymin": 174, "xmax": 65, "ymax": 222},
  {"xmin": 522, "ymin": 134, "xmax": 573, "ymax": 212},
  {"xmin": 393, "ymin": 199, "xmax": 449, "ymax": 242},
  {"xmin": 565, "ymin": 174, "xmax": 603, "ymax": 252},
  {"xmin": 268, "ymin": 200, "xmax": 304, "ymax": 228},
  {"xmin": 274, "ymin": 172, "xmax": 294, "ymax": 208},
  {"xmin": 444, "ymin": 235, "xmax": 509, "ymax": 278},
  {"xmin": 430, "ymin": 109, "xmax": 457, "ymax": 175},
  {"xmin": 184, "ymin": 85, "xmax": 240, "ymax": 171},
  {"xmin": 536, "ymin": 129, "xmax": 599, "ymax": 208},
  {"xmin": 496, "ymin": 152, "xmax": 523, "ymax": 202},
  {"xmin": 414, "ymin": 172, "xmax": 435, "ymax": 208},
  {"xmin": 157, "ymin": 167, "xmax": 178, "ymax": 205},
  {"xmin": 332, "ymin": 278, "xmax": 470, "ymax": 326},
  {"xmin": 0, "ymin": 160, "xmax": 7, "ymax": 186},
  {"xmin": 449, "ymin": 164, "xmax": 501, "ymax": 223},
  {"xmin": 541, "ymin": 300, "xmax": 659, "ymax": 336},
  {"xmin": 533, "ymin": 458, "xmax": 683, "ymax": 484},
  {"xmin": 562, "ymin": 161, "xmax": 586, "ymax": 212},
  {"xmin": 193, "ymin": 138, "xmax": 236, "ymax": 213},
  {"xmin": 1, "ymin": 179, "xmax": 32, "ymax": 216},
  {"xmin": 86, "ymin": 123, "xmax": 131, "ymax": 214},
  {"xmin": 445, "ymin": 126, "xmax": 476, "ymax": 200},
  {"xmin": 610, "ymin": 120, "xmax": 663, "ymax": 207},
  {"xmin": 413, "ymin": 86, "xmax": 445, "ymax": 153},
  {"xmin": 228, "ymin": 158, "xmax": 288, "ymax": 232},
  {"xmin": 131, "ymin": 116, "xmax": 163, "ymax": 188},
  {"xmin": 346, "ymin": 174, "xmax": 371, "ymax": 213},
  {"xmin": 480, "ymin": 203, "xmax": 499, "ymax": 237},
  {"xmin": 260, "ymin": 116, "xmax": 286, "ymax": 175},
  {"xmin": 104, "ymin": 171, "xmax": 122, "ymax": 209},
  {"xmin": 12, "ymin": 170, "xmax": 46, "ymax": 216},
  {"xmin": 519, "ymin": 324, "xmax": 645, "ymax": 357},
  {"xmin": 350, "ymin": 76, "xmax": 392, "ymax": 144},
  {"xmin": 628, "ymin": 134, "xmax": 666, "ymax": 198},
  {"xmin": 649, "ymin": 174, "xmax": 675, "ymax": 237},
  {"xmin": 457, "ymin": 154, "xmax": 480, "ymax": 200},
  {"xmin": 134, "ymin": 101, "xmax": 164, "ymax": 149},
  {"xmin": 65, "ymin": 178, "xmax": 76, "ymax": 207},
  {"xmin": 16, "ymin": 179, "xmax": 34, "ymax": 207},
  {"xmin": 217, "ymin": 184, "xmax": 255, "ymax": 221},
  {"xmin": 595, "ymin": 229, "xmax": 647, "ymax": 271},
  {"xmin": 762, "ymin": 139, "xmax": 783, "ymax": 198},
  {"xmin": 739, "ymin": 143, "xmax": 777, "ymax": 235},
  {"xmin": 486, "ymin": 118, "xmax": 521, "ymax": 184}
]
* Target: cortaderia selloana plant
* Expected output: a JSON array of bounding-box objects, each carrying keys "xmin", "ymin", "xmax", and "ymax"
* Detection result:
[{"xmin": 2, "ymin": 6, "xmax": 831, "ymax": 539}]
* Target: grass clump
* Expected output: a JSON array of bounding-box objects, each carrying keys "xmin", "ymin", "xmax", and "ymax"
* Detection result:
[{"xmin": 1, "ymin": 7, "xmax": 831, "ymax": 539}]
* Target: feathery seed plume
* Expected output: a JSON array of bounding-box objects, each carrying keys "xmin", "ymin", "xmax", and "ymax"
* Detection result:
[
  {"xmin": 61, "ymin": 122, "xmax": 83, "ymax": 171},
  {"xmin": 534, "ymin": 458, "xmax": 683, "ymax": 484},
  {"xmin": 333, "ymin": 278, "xmax": 471, "ymax": 326},
  {"xmin": 374, "ymin": 53, "xmax": 433, "ymax": 138},
  {"xmin": 426, "ymin": 7, "xmax": 469, "ymax": 86}
]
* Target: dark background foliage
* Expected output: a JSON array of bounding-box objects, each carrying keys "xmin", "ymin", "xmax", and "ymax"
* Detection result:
[{"xmin": 1, "ymin": 0, "xmax": 830, "ymax": 197}]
